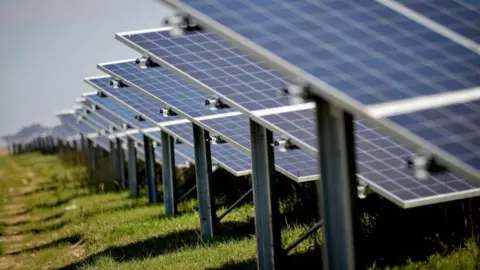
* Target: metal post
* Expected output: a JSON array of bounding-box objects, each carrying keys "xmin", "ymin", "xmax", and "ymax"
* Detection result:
[
  {"xmin": 72, "ymin": 140, "xmax": 78, "ymax": 150},
  {"xmin": 87, "ymin": 139, "xmax": 95, "ymax": 181},
  {"xmin": 315, "ymin": 98, "xmax": 359, "ymax": 270},
  {"xmin": 250, "ymin": 120, "xmax": 281, "ymax": 270},
  {"xmin": 109, "ymin": 140, "xmax": 118, "ymax": 183},
  {"xmin": 193, "ymin": 123, "xmax": 216, "ymax": 240},
  {"xmin": 127, "ymin": 137, "xmax": 138, "ymax": 196},
  {"xmin": 161, "ymin": 130, "xmax": 177, "ymax": 216},
  {"xmin": 80, "ymin": 134, "xmax": 86, "ymax": 150},
  {"xmin": 12, "ymin": 144, "xmax": 16, "ymax": 155},
  {"xmin": 143, "ymin": 135, "xmax": 159, "ymax": 204},
  {"xmin": 116, "ymin": 138, "xmax": 126, "ymax": 188}
]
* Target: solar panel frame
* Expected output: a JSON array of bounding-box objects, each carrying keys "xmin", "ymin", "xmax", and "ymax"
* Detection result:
[
  {"xmin": 147, "ymin": 3, "xmax": 480, "ymax": 183},
  {"xmin": 81, "ymin": 90, "xmax": 195, "ymax": 166},
  {"xmin": 85, "ymin": 75, "xmax": 251, "ymax": 177},
  {"xmin": 97, "ymin": 63, "xmax": 319, "ymax": 181}
]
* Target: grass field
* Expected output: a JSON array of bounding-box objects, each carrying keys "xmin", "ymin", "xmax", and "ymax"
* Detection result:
[{"xmin": 0, "ymin": 153, "xmax": 478, "ymax": 269}]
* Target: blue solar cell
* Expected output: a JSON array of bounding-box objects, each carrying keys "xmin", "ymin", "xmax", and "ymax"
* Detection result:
[
  {"xmin": 83, "ymin": 85, "xmax": 155, "ymax": 130},
  {"xmin": 87, "ymin": 75, "xmax": 249, "ymax": 175},
  {"xmin": 260, "ymin": 108, "xmax": 480, "ymax": 207},
  {"xmin": 166, "ymin": 122, "xmax": 252, "ymax": 175},
  {"xmin": 401, "ymin": 0, "xmax": 480, "ymax": 44},
  {"xmin": 58, "ymin": 114, "xmax": 96, "ymax": 134},
  {"xmin": 119, "ymin": 6, "xmax": 479, "ymax": 106},
  {"xmin": 388, "ymin": 99, "xmax": 480, "ymax": 172},
  {"xmin": 99, "ymin": 60, "xmax": 235, "ymax": 117},
  {"xmin": 199, "ymin": 115, "xmax": 319, "ymax": 181},
  {"xmin": 88, "ymin": 76, "xmax": 179, "ymax": 124},
  {"xmin": 99, "ymin": 60, "xmax": 319, "ymax": 180},
  {"xmin": 117, "ymin": 30, "xmax": 292, "ymax": 111}
]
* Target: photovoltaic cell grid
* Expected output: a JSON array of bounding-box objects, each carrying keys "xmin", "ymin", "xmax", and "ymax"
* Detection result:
[
  {"xmin": 400, "ymin": 0, "xmax": 480, "ymax": 43},
  {"xmin": 87, "ymin": 76, "xmax": 249, "ymax": 175},
  {"xmin": 168, "ymin": 0, "xmax": 479, "ymax": 105},
  {"xmin": 166, "ymin": 122, "xmax": 251, "ymax": 175},
  {"xmin": 85, "ymin": 91, "xmax": 155, "ymax": 130},
  {"xmin": 85, "ymin": 94, "xmax": 193, "ymax": 166},
  {"xmin": 261, "ymin": 108, "xmax": 480, "ymax": 207},
  {"xmin": 85, "ymin": 77, "xmax": 199, "ymax": 167},
  {"xmin": 388, "ymin": 99, "xmax": 480, "ymax": 171},
  {"xmin": 118, "ymin": 24, "xmax": 480, "ymax": 181},
  {"xmin": 101, "ymin": 60, "xmax": 319, "ymax": 180},
  {"xmin": 98, "ymin": 60, "xmax": 236, "ymax": 117},
  {"xmin": 199, "ymin": 114, "xmax": 319, "ymax": 180},
  {"xmin": 58, "ymin": 114, "xmax": 96, "ymax": 134},
  {"xmin": 117, "ymin": 31, "xmax": 292, "ymax": 112},
  {"xmin": 91, "ymin": 104, "xmax": 126, "ymax": 128},
  {"xmin": 88, "ymin": 76, "xmax": 182, "ymax": 124}
]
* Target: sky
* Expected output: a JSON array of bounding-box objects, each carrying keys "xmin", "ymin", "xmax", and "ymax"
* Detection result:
[{"xmin": 0, "ymin": 0, "xmax": 173, "ymax": 146}]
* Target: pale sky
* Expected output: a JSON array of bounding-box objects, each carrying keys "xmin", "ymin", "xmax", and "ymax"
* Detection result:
[{"xmin": 0, "ymin": 0, "xmax": 173, "ymax": 146}]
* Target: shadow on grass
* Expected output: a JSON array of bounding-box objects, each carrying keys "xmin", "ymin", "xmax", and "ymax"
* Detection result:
[
  {"xmin": 14, "ymin": 185, "xmax": 58, "ymax": 198},
  {"xmin": 5, "ymin": 234, "xmax": 82, "ymax": 256},
  {"xmin": 206, "ymin": 249, "xmax": 322, "ymax": 270},
  {"xmin": 13, "ymin": 220, "xmax": 68, "ymax": 235},
  {"xmin": 30, "ymin": 192, "xmax": 90, "ymax": 210},
  {"xmin": 56, "ymin": 219, "xmax": 256, "ymax": 270},
  {"xmin": 0, "ymin": 212, "xmax": 64, "ymax": 228}
]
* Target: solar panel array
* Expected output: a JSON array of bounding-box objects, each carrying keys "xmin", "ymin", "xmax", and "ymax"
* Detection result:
[
  {"xmin": 157, "ymin": 0, "xmax": 480, "ymax": 182},
  {"xmin": 5, "ymin": 0, "xmax": 478, "ymax": 213}
]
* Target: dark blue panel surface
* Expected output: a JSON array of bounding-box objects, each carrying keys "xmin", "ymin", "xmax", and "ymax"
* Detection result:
[
  {"xmin": 166, "ymin": 122, "xmax": 252, "ymax": 174},
  {"xmin": 94, "ymin": 136, "xmax": 111, "ymax": 152},
  {"xmin": 261, "ymin": 108, "xmax": 480, "ymax": 205},
  {"xmin": 200, "ymin": 115, "xmax": 319, "ymax": 180},
  {"xmin": 100, "ymin": 61, "xmax": 234, "ymax": 117},
  {"xmin": 59, "ymin": 114, "xmax": 96, "ymax": 134},
  {"xmin": 160, "ymin": 0, "xmax": 479, "ymax": 105},
  {"xmin": 402, "ymin": 0, "xmax": 480, "ymax": 43},
  {"xmin": 389, "ymin": 99, "xmax": 480, "ymax": 172},
  {"xmin": 84, "ymin": 85, "xmax": 155, "ymax": 130},
  {"xmin": 89, "ymin": 76, "xmax": 179, "ymax": 124}
]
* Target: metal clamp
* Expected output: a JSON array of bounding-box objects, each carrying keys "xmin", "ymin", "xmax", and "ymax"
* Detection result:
[
  {"xmin": 159, "ymin": 108, "xmax": 178, "ymax": 117},
  {"xmin": 164, "ymin": 13, "xmax": 201, "ymax": 36},
  {"xmin": 272, "ymin": 136, "xmax": 298, "ymax": 152},
  {"xmin": 279, "ymin": 82, "xmax": 309, "ymax": 105},
  {"xmin": 205, "ymin": 96, "xmax": 230, "ymax": 111},
  {"xmin": 109, "ymin": 79, "xmax": 127, "ymax": 89},
  {"xmin": 135, "ymin": 56, "xmax": 160, "ymax": 69}
]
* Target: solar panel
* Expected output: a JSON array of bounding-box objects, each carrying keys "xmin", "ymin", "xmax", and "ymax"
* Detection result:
[
  {"xmin": 399, "ymin": 0, "xmax": 480, "ymax": 45},
  {"xmin": 98, "ymin": 62, "xmax": 319, "ymax": 181},
  {"xmin": 81, "ymin": 83, "xmax": 198, "ymax": 166},
  {"xmin": 165, "ymin": 122, "xmax": 251, "ymax": 176},
  {"xmin": 199, "ymin": 114, "xmax": 318, "ymax": 181},
  {"xmin": 261, "ymin": 107, "xmax": 480, "ymax": 207},
  {"xmin": 86, "ymin": 75, "xmax": 251, "ymax": 176},
  {"xmin": 388, "ymin": 99, "xmax": 480, "ymax": 172},
  {"xmin": 155, "ymin": 1, "xmax": 480, "ymax": 182},
  {"xmin": 98, "ymin": 60, "xmax": 235, "ymax": 118},
  {"xmin": 57, "ymin": 113, "xmax": 96, "ymax": 134}
]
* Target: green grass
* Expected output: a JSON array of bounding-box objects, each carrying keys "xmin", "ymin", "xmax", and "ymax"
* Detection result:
[{"xmin": 0, "ymin": 153, "xmax": 478, "ymax": 270}]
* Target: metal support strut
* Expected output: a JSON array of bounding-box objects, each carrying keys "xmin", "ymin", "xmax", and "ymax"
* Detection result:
[
  {"xmin": 178, "ymin": 184, "xmax": 197, "ymax": 203},
  {"xmin": 109, "ymin": 140, "xmax": 118, "ymax": 183},
  {"xmin": 161, "ymin": 130, "xmax": 177, "ymax": 216},
  {"xmin": 250, "ymin": 120, "xmax": 281, "ymax": 270},
  {"xmin": 315, "ymin": 98, "xmax": 359, "ymax": 270},
  {"xmin": 193, "ymin": 123, "xmax": 216, "ymax": 240},
  {"xmin": 116, "ymin": 138, "xmax": 126, "ymax": 188},
  {"xmin": 87, "ymin": 139, "xmax": 95, "ymax": 182},
  {"xmin": 127, "ymin": 137, "xmax": 138, "ymax": 196},
  {"xmin": 143, "ymin": 135, "xmax": 159, "ymax": 204},
  {"xmin": 284, "ymin": 219, "xmax": 324, "ymax": 254},
  {"xmin": 217, "ymin": 188, "xmax": 253, "ymax": 222}
]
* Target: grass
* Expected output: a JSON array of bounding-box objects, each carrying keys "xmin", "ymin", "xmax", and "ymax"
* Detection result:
[{"xmin": 0, "ymin": 153, "xmax": 478, "ymax": 269}]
